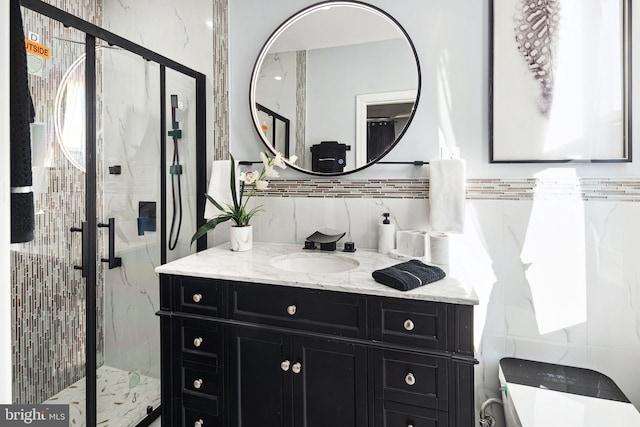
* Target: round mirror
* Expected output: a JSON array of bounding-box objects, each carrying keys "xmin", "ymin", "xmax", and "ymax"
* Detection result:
[{"xmin": 250, "ymin": 1, "xmax": 421, "ymax": 175}]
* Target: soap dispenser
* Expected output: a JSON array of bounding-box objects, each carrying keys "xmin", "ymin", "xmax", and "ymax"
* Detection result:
[{"xmin": 378, "ymin": 213, "xmax": 395, "ymax": 255}]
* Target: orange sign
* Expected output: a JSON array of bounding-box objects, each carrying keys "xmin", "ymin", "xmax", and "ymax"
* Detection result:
[{"xmin": 25, "ymin": 39, "xmax": 50, "ymax": 59}]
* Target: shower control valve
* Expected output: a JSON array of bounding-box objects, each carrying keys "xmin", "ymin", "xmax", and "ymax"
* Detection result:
[{"xmin": 193, "ymin": 337, "xmax": 203, "ymax": 347}]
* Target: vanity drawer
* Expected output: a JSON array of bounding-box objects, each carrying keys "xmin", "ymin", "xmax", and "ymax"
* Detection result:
[
  {"xmin": 183, "ymin": 406, "xmax": 223, "ymax": 427},
  {"xmin": 182, "ymin": 360, "xmax": 223, "ymax": 401},
  {"xmin": 232, "ymin": 282, "xmax": 365, "ymax": 337},
  {"xmin": 372, "ymin": 298, "xmax": 447, "ymax": 351},
  {"xmin": 376, "ymin": 399, "xmax": 448, "ymax": 427},
  {"xmin": 179, "ymin": 278, "xmax": 224, "ymax": 315},
  {"xmin": 181, "ymin": 320, "xmax": 224, "ymax": 365},
  {"xmin": 373, "ymin": 349, "xmax": 448, "ymax": 410}
]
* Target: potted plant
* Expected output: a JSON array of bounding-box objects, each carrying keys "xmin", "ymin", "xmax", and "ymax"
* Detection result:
[{"xmin": 191, "ymin": 151, "xmax": 296, "ymax": 251}]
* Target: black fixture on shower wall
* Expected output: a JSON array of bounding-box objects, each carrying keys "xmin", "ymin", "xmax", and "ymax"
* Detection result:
[
  {"xmin": 18, "ymin": 1, "xmax": 208, "ymax": 426},
  {"xmin": 167, "ymin": 94, "xmax": 183, "ymax": 251}
]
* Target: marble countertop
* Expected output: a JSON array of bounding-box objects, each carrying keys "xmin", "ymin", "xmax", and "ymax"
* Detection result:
[{"xmin": 155, "ymin": 243, "xmax": 479, "ymax": 305}]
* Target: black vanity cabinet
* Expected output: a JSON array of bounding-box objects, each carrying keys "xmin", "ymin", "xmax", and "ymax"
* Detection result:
[{"xmin": 158, "ymin": 275, "xmax": 477, "ymax": 427}]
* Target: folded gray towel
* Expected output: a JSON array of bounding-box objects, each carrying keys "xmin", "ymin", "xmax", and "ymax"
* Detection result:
[{"xmin": 372, "ymin": 260, "xmax": 445, "ymax": 291}]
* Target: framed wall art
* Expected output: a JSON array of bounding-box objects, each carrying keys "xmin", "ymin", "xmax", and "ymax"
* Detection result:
[{"xmin": 490, "ymin": 0, "xmax": 631, "ymax": 163}]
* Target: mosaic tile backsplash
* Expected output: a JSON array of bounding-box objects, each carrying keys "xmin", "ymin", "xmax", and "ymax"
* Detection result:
[{"xmin": 250, "ymin": 177, "xmax": 640, "ymax": 201}]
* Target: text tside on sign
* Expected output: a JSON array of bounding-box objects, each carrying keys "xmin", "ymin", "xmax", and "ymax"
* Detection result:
[{"xmin": 24, "ymin": 39, "xmax": 50, "ymax": 59}]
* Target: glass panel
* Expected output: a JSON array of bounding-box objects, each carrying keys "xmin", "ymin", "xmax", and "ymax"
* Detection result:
[
  {"xmin": 11, "ymin": 9, "xmax": 87, "ymax": 425},
  {"xmin": 98, "ymin": 43, "xmax": 161, "ymax": 425}
]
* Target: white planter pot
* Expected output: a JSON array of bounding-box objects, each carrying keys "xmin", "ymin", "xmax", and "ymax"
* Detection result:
[{"xmin": 230, "ymin": 225, "xmax": 253, "ymax": 252}]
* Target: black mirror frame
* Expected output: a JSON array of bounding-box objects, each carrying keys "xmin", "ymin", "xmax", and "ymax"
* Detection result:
[{"xmin": 249, "ymin": 0, "xmax": 422, "ymax": 176}]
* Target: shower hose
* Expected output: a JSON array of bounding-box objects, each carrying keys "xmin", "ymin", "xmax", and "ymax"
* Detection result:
[{"xmin": 168, "ymin": 94, "xmax": 183, "ymax": 251}]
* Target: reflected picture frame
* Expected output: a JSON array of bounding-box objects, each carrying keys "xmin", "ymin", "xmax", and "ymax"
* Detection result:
[{"xmin": 489, "ymin": 0, "xmax": 632, "ymax": 163}]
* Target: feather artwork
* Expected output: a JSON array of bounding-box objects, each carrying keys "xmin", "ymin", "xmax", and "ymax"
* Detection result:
[{"xmin": 513, "ymin": 0, "xmax": 561, "ymax": 117}]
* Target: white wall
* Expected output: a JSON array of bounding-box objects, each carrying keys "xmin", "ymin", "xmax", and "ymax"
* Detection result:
[
  {"xmin": 0, "ymin": 0, "xmax": 11, "ymax": 404},
  {"xmin": 229, "ymin": 0, "xmax": 640, "ymax": 419}
]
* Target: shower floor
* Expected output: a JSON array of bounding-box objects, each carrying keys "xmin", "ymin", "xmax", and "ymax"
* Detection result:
[{"xmin": 44, "ymin": 365, "xmax": 161, "ymax": 427}]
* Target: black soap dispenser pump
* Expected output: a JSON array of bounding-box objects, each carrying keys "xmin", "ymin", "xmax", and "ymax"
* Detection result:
[{"xmin": 378, "ymin": 213, "xmax": 395, "ymax": 255}]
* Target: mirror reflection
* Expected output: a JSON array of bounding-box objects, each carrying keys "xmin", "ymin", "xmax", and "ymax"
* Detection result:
[{"xmin": 250, "ymin": 1, "xmax": 420, "ymax": 175}]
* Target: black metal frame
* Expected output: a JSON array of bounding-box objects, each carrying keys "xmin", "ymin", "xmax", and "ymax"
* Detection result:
[
  {"xmin": 256, "ymin": 103, "xmax": 291, "ymax": 158},
  {"xmin": 248, "ymin": 0, "xmax": 422, "ymax": 176},
  {"xmin": 488, "ymin": 0, "xmax": 632, "ymax": 164},
  {"xmin": 19, "ymin": 0, "xmax": 208, "ymax": 425}
]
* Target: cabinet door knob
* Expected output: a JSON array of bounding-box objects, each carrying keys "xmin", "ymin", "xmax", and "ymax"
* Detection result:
[
  {"xmin": 403, "ymin": 319, "xmax": 415, "ymax": 331},
  {"xmin": 194, "ymin": 420, "xmax": 204, "ymax": 427},
  {"xmin": 281, "ymin": 360, "xmax": 290, "ymax": 371},
  {"xmin": 193, "ymin": 337, "xmax": 203, "ymax": 347},
  {"xmin": 407, "ymin": 425, "xmax": 414, "ymax": 427},
  {"xmin": 405, "ymin": 373, "xmax": 416, "ymax": 386},
  {"xmin": 286, "ymin": 305, "xmax": 297, "ymax": 316},
  {"xmin": 292, "ymin": 362, "xmax": 302, "ymax": 374},
  {"xmin": 193, "ymin": 379, "xmax": 203, "ymax": 389},
  {"xmin": 192, "ymin": 293, "xmax": 203, "ymax": 303}
]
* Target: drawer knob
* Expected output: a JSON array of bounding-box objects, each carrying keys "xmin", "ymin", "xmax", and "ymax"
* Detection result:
[
  {"xmin": 292, "ymin": 362, "xmax": 302, "ymax": 374},
  {"xmin": 403, "ymin": 319, "xmax": 415, "ymax": 331},
  {"xmin": 405, "ymin": 373, "xmax": 416, "ymax": 386},
  {"xmin": 193, "ymin": 337, "xmax": 203, "ymax": 347},
  {"xmin": 407, "ymin": 425, "xmax": 414, "ymax": 427},
  {"xmin": 192, "ymin": 293, "xmax": 203, "ymax": 303},
  {"xmin": 281, "ymin": 360, "xmax": 291, "ymax": 371},
  {"xmin": 194, "ymin": 420, "xmax": 204, "ymax": 427},
  {"xmin": 193, "ymin": 378, "xmax": 203, "ymax": 389},
  {"xmin": 286, "ymin": 305, "xmax": 297, "ymax": 316}
]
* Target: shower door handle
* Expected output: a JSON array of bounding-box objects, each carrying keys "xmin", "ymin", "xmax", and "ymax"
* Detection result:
[
  {"xmin": 71, "ymin": 222, "xmax": 88, "ymax": 277},
  {"xmin": 98, "ymin": 218, "xmax": 122, "ymax": 269}
]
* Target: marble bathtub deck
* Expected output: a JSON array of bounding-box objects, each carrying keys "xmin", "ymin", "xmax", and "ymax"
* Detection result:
[{"xmin": 44, "ymin": 365, "xmax": 161, "ymax": 427}]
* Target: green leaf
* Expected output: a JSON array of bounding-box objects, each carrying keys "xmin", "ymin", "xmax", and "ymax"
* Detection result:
[
  {"xmin": 243, "ymin": 205, "xmax": 264, "ymax": 223},
  {"xmin": 190, "ymin": 214, "xmax": 233, "ymax": 246},
  {"xmin": 206, "ymin": 193, "xmax": 228, "ymax": 213},
  {"xmin": 229, "ymin": 154, "xmax": 239, "ymax": 211}
]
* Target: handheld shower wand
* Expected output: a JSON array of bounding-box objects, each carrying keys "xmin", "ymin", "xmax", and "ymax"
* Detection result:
[{"xmin": 168, "ymin": 95, "xmax": 183, "ymax": 251}]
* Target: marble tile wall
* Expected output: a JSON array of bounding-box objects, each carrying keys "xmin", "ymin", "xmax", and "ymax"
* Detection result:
[
  {"xmin": 236, "ymin": 187, "xmax": 640, "ymax": 415},
  {"xmin": 101, "ymin": 0, "xmax": 211, "ymax": 379}
]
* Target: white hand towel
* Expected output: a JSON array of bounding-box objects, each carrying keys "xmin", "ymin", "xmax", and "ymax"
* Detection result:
[
  {"xmin": 429, "ymin": 159, "xmax": 466, "ymax": 233},
  {"xmin": 204, "ymin": 160, "xmax": 240, "ymax": 220}
]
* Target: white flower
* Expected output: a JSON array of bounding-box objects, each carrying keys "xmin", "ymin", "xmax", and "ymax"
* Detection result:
[
  {"xmin": 255, "ymin": 180, "xmax": 269, "ymax": 190},
  {"xmin": 289, "ymin": 155, "xmax": 298, "ymax": 164},
  {"xmin": 264, "ymin": 165, "xmax": 280, "ymax": 178},
  {"xmin": 272, "ymin": 152, "xmax": 287, "ymax": 169},
  {"xmin": 239, "ymin": 170, "xmax": 259, "ymax": 184},
  {"xmin": 260, "ymin": 151, "xmax": 270, "ymax": 167}
]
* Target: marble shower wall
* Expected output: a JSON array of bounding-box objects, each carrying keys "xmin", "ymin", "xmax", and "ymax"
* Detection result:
[
  {"xmin": 220, "ymin": 178, "xmax": 640, "ymax": 414},
  {"xmin": 101, "ymin": 0, "xmax": 211, "ymax": 378}
]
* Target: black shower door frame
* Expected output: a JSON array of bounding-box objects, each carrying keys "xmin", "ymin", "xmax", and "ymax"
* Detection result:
[{"xmin": 19, "ymin": 1, "xmax": 208, "ymax": 425}]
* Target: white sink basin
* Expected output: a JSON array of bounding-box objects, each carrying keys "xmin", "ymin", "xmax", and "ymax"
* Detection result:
[{"xmin": 270, "ymin": 252, "xmax": 360, "ymax": 274}]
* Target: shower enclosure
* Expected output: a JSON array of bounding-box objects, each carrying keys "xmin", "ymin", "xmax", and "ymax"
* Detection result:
[{"xmin": 10, "ymin": 1, "xmax": 207, "ymax": 425}]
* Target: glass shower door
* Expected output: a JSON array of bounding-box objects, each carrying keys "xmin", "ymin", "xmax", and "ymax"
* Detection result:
[
  {"xmin": 97, "ymin": 44, "xmax": 162, "ymax": 426},
  {"xmin": 11, "ymin": 10, "xmax": 88, "ymax": 426}
]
